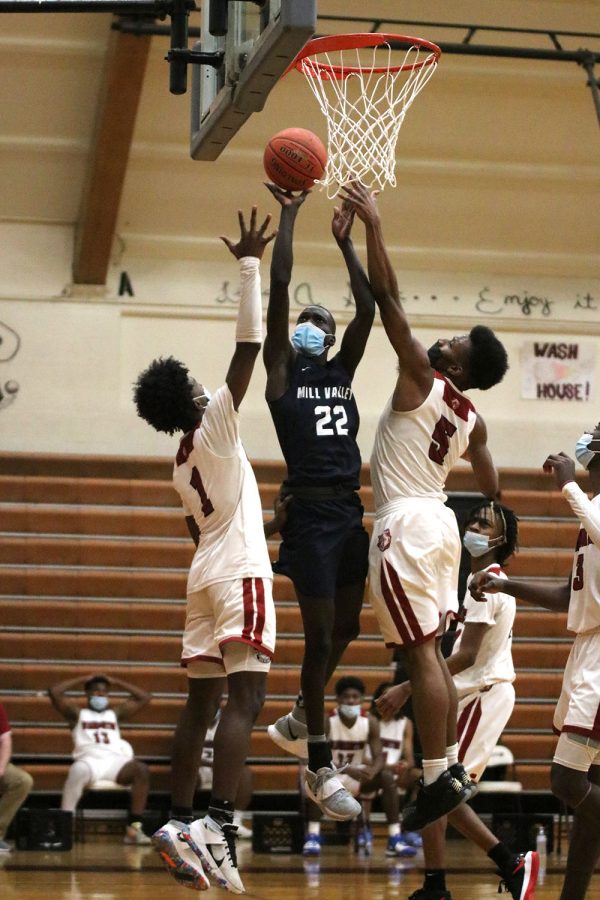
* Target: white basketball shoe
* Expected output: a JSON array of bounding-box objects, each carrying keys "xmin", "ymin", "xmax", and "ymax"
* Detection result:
[
  {"xmin": 304, "ymin": 766, "xmax": 362, "ymax": 821},
  {"xmin": 186, "ymin": 815, "xmax": 245, "ymax": 894},
  {"xmin": 267, "ymin": 712, "xmax": 308, "ymax": 760},
  {"xmin": 152, "ymin": 819, "xmax": 210, "ymax": 891}
]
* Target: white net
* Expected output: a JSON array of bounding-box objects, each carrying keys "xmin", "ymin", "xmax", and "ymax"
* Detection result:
[{"xmin": 298, "ymin": 40, "xmax": 439, "ymax": 198}]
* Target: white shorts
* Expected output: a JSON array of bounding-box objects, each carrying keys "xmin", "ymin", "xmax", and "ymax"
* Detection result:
[
  {"xmin": 73, "ymin": 751, "xmax": 133, "ymax": 785},
  {"xmin": 553, "ymin": 630, "xmax": 600, "ymax": 742},
  {"xmin": 368, "ymin": 499, "xmax": 460, "ymax": 648},
  {"xmin": 182, "ymin": 576, "xmax": 275, "ymax": 677},
  {"xmin": 457, "ymin": 681, "xmax": 515, "ymax": 782}
]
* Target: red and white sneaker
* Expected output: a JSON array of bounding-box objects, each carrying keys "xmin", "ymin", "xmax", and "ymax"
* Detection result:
[{"xmin": 499, "ymin": 850, "xmax": 540, "ymax": 900}]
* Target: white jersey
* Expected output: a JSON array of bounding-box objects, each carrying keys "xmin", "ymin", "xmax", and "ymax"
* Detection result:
[
  {"xmin": 370, "ymin": 373, "xmax": 477, "ymax": 509},
  {"xmin": 452, "ymin": 564, "xmax": 516, "ymax": 698},
  {"xmin": 329, "ymin": 710, "xmax": 369, "ymax": 770},
  {"xmin": 72, "ymin": 708, "xmax": 126, "ymax": 760},
  {"xmin": 562, "ymin": 483, "xmax": 600, "ymax": 635},
  {"xmin": 173, "ymin": 385, "xmax": 272, "ymax": 593},
  {"xmin": 379, "ymin": 717, "xmax": 407, "ymax": 767}
]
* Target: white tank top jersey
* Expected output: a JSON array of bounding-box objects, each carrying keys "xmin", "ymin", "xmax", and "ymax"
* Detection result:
[
  {"xmin": 562, "ymin": 483, "xmax": 600, "ymax": 635},
  {"xmin": 72, "ymin": 708, "xmax": 124, "ymax": 759},
  {"xmin": 329, "ymin": 710, "xmax": 370, "ymax": 768},
  {"xmin": 451, "ymin": 564, "xmax": 516, "ymax": 698},
  {"xmin": 379, "ymin": 717, "xmax": 407, "ymax": 767},
  {"xmin": 370, "ymin": 373, "xmax": 477, "ymax": 509},
  {"xmin": 173, "ymin": 385, "xmax": 272, "ymax": 593}
]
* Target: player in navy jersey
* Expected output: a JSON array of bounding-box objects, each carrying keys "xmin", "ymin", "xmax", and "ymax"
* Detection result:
[{"xmin": 264, "ymin": 183, "xmax": 375, "ymax": 821}]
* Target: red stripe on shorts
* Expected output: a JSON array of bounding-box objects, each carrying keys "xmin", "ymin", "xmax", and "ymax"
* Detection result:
[
  {"xmin": 241, "ymin": 578, "xmax": 266, "ymax": 647},
  {"xmin": 380, "ymin": 562, "xmax": 413, "ymax": 644},
  {"xmin": 457, "ymin": 696, "xmax": 482, "ymax": 761},
  {"xmin": 242, "ymin": 578, "xmax": 255, "ymax": 642},
  {"xmin": 383, "ymin": 559, "xmax": 424, "ymax": 643},
  {"xmin": 252, "ymin": 579, "xmax": 266, "ymax": 646}
]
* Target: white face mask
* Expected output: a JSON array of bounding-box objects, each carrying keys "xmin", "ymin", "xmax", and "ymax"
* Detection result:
[
  {"xmin": 463, "ymin": 530, "xmax": 503, "ymax": 558},
  {"xmin": 89, "ymin": 695, "xmax": 109, "ymax": 712},
  {"xmin": 339, "ymin": 703, "xmax": 362, "ymax": 720},
  {"xmin": 575, "ymin": 432, "xmax": 597, "ymax": 470}
]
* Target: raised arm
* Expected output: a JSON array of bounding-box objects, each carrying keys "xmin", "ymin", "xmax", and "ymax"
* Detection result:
[
  {"xmin": 545, "ymin": 452, "xmax": 600, "ymax": 547},
  {"xmin": 48, "ymin": 674, "xmax": 87, "ymax": 724},
  {"xmin": 107, "ymin": 675, "xmax": 151, "ymax": 721},
  {"xmin": 341, "ymin": 182, "xmax": 432, "ymax": 403},
  {"xmin": 221, "ymin": 206, "xmax": 276, "ymax": 410},
  {"xmin": 331, "ymin": 202, "xmax": 375, "ymax": 379},
  {"xmin": 467, "ymin": 415, "xmax": 500, "ymax": 499},
  {"xmin": 263, "ymin": 185, "xmax": 309, "ymax": 401}
]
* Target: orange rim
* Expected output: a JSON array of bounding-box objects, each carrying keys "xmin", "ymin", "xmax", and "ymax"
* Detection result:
[{"xmin": 284, "ymin": 32, "xmax": 441, "ymax": 80}]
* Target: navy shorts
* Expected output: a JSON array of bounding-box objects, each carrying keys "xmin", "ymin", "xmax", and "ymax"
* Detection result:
[{"xmin": 273, "ymin": 492, "xmax": 369, "ymax": 598}]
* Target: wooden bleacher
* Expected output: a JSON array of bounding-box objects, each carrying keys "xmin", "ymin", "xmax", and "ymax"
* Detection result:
[{"xmin": 0, "ymin": 452, "xmax": 585, "ymax": 806}]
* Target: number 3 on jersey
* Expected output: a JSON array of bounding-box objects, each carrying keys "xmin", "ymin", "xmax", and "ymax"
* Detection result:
[
  {"xmin": 315, "ymin": 405, "xmax": 349, "ymax": 436},
  {"xmin": 428, "ymin": 415, "xmax": 457, "ymax": 465}
]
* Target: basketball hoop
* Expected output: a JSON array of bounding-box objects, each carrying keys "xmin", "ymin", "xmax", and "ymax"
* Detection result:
[{"xmin": 285, "ymin": 33, "xmax": 441, "ymax": 198}]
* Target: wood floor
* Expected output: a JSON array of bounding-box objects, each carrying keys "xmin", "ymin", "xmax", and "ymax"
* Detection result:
[{"xmin": 2, "ymin": 837, "xmax": 599, "ymax": 899}]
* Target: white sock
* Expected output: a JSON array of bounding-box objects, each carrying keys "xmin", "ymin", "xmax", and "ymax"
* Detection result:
[
  {"xmin": 446, "ymin": 743, "xmax": 459, "ymax": 767},
  {"xmin": 307, "ymin": 821, "xmax": 320, "ymax": 835},
  {"xmin": 422, "ymin": 757, "xmax": 447, "ymax": 786},
  {"xmin": 233, "ymin": 810, "xmax": 244, "ymax": 826},
  {"xmin": 388, "ymin": 822, "xmax": 400, "ymax": 837}
]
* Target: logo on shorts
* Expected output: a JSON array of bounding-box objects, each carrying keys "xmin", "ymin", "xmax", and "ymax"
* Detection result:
[
  {"xmin": 255, "ymin": 652, "xmax": 270, "ymax": 664},
  {"xmin": 377, "ymin": 529, "xmax": 391, "ymax": 552}
]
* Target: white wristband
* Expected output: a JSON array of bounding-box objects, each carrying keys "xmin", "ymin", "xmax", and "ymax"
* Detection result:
[{"xmin": 236, "ymin": 256, "xmax": 262, "ymax": 343}]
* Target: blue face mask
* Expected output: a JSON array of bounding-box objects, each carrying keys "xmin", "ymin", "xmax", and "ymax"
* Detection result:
[
  {"xmin": 339, "ymin": 703, "xmax": 362, "ymax": 720},
  {"xmin": 575, "ymin": 433, "xmax": 597, "ymax": 470},
  {"xmin": 291, "ymin": 322, "xmax": 328, "ymax": 357},
  {"xmin": 463, "ymin": 531, "xmax": 498, "ymax": 558},
  {"xmin": 89, "ymin": 695, "xmax": 109, "ymax": 712}
]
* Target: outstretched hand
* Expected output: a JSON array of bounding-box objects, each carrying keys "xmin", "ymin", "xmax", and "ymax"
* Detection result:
[
  {"xmin": 220, "ymin": 206, "xmax": 277, "ymax": 260},
  {"xmin": 264, "ymin": 182, "xmax": 310, "ymax": 210},
  {"xmin": 339, "ymin": 180, "xmax": 380, "ymax": 224},
  {"xmin": 331, "ymin": 200, "xmax": 355, "ymax": 243},
  {"xmin": 542, "ymin": 452, "xmax": 576, "ymax": 489}
]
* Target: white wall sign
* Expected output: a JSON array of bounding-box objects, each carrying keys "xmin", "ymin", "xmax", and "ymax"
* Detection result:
[{"xmin": 520, "ymin": 341, "xmax": 596, "ymax": 401}]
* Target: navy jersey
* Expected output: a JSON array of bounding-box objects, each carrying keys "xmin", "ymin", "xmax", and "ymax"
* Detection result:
[{"xmin": 268, "ymin": 353, "xmax": 361, "ymax": 488}]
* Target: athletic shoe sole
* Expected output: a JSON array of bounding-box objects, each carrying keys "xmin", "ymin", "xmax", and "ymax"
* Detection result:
[
  {"xmin": 267, "ymin": 722, "xmax": 308, "ymax": 760},
  {"xmin": 152, "ymin": 828, "xmax": 210, "ymax": 891},
  {"xmin": 516, "ymin": 850, "xmax": 540, "ymax": 900}
]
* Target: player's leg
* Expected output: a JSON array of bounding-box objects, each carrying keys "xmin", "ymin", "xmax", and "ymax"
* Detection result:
[
  {"xmin": 303, "ymin": 796, "xmax": 324, "ymax": 857},
  {"xmin": 365, "ymin": 769, "xmax": 416, "ymax": 858},
  {"xmin": 153, "ymin": 674, "xmax": 224, "ymax": 891},
  {"xmin": 233, "ymin": 765, "xmax": 253, "ymax": 839},
  {"xmin": 188, "ymin": 643, "xmax": 270, "ymax": 894},
  {"xmin": 116, "ymin": 757, "xmax": 151, "ymax": 844},
  {"xmin": 61, "ymin": 760, "xmax": 93, "ymax": 812},
  {"xmin": 552, "ymin": 743, "xmax": 600, "ymax": 900},
  {"xmin": 436, "ymin": 642, "xmax": 478, "ymax": 798}
]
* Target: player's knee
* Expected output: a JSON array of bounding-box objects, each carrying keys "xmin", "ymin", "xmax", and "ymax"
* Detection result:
[
  {"xmin": 131, "ymin": 759, "xmax": 150, "ymax": 784},
  {"xmin": 304, "ymin": 630, "xmax": 332, "ymax": 662}
]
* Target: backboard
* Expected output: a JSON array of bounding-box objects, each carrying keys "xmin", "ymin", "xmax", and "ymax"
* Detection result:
[{"xmin": 191, "ymin": 0, "xmax": 316, "ymax": 160}]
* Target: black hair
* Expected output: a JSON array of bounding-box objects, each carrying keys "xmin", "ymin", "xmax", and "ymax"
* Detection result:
[
  {"xmin": 335, "ymin": 675, "xmax": 365, "ymax": 697},
  {"xmin": 85, "ymin": 675, "xmax": 109, "ymax": 693},
  {"xmin": 467, "ymin": 325, "xmax": 509, "ymax": 390},
  {"xmin": 133, "ymin": 356, "xmax": 197, "ymax": 436},
  {"xmin": 466, "ymin": 500, "xmax": 519, "ymax": 566},
  {"xmin": 297, "ymin": 305, "xmax": 336, "ymax": 334}
]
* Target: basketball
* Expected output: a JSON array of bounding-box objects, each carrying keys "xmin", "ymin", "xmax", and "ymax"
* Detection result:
[{"xmin": 263, "ymin": 127, "xmax": 327, "ymax": 192}]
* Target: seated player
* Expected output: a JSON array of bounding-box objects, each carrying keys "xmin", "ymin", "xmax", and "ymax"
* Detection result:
[
  {"xmin": 379, "ymin": 501, "xmax": 539, "ymax": 900},
  {"xmin": 198, "ymin": 705, "xmax": 254, "ymax": 840},
  {"xmin": 302, "ymin": 676, "xmax": 414, "ymax": 858},
  {"xmin": 363, "ymin": 682, "xmax": 422, "ymax": 851},
  {"xmin": 48, "ymin": 673, "xmax": 152, "ymax": 845}
]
